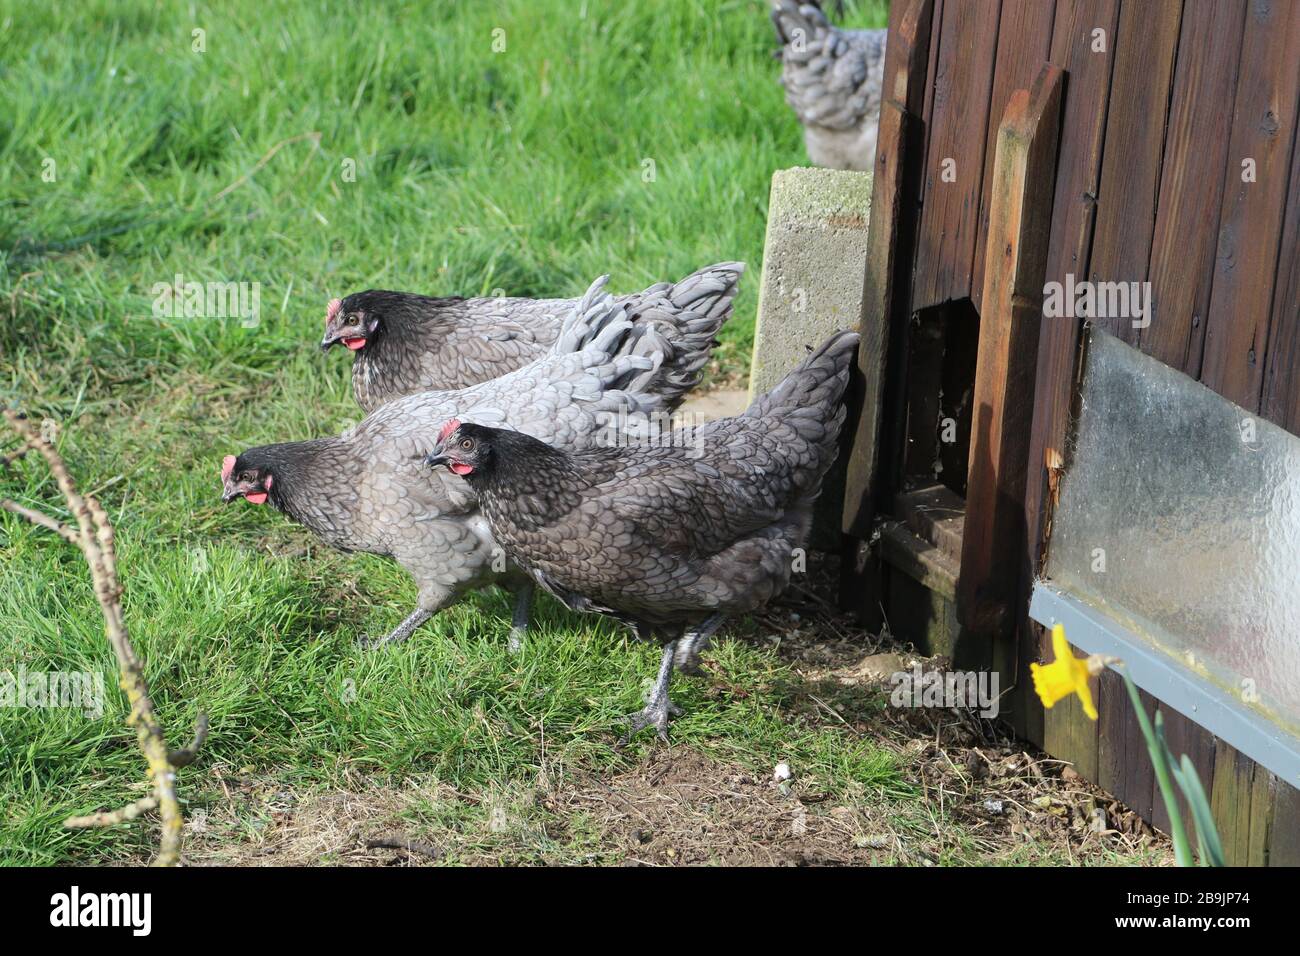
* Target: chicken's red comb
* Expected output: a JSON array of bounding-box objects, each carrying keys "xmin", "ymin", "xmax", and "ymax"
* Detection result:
[
  {"xmin": 437, "ymin": 419, "xmax": 462, "ymax": 443},
  {"xmin": 221, "ymin": 455, "xmax": 237, "ymax": 482},
  {"xmin": 325, "ymin": 298, "xmax": 342, "ymax": 328}
]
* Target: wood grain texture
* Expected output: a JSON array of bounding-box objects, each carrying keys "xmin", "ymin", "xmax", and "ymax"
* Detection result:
[
  {"xmin": 1025, "ymin": 0, "xmax": 1120, "ymax": 775},
  {"xmin": 1260, "ymin": 127, "xmax": 1300, "ymax": 434},
  {"xmin": 959, "ymin": 65, "xmax": 1063, "ymax": 636},
  {"xmin": 1140, "ymin": 0, "xmax": 1249, "ymax": 373},
  {"xmin": 971, "ymin": 0, "xmax": 1058, "ymax": 313},
  {"xmin": 1199, "ymin": 0, "xmax": 1300, "ymax": 411},
  {"xmin": 1270, "ymin": 779, "xmax": 1300, "ymax": 865},
  {"xmin": 1086, "ymin": 0, "xmax": 1183, "ymax": 342},
  {"xmin": 912, "ymin": 0, "xmax": 1002, "ymax": 308},
  {"xmin": 1211, "ymin": 739, "xmax": 1257, "ymax": 866},
  {"xmin": 841, "ymin": 0, "xmax": 935, "ymax": 540}
]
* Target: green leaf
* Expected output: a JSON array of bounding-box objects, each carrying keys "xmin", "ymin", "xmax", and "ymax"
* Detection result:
[{"xmin": 1170, "ymin": 754, "xmax": 1226, "ymax": 868}]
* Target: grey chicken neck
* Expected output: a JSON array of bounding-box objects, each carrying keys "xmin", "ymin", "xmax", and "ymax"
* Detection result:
[{"xmin": 249, "ymin": 438, "xmax": 365, "ymax": 550}]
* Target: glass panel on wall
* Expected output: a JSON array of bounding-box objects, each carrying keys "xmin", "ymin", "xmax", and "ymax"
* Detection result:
[{"xmin": 1045, "ymin": 329, "xmax": 1300, "ymax": 737}]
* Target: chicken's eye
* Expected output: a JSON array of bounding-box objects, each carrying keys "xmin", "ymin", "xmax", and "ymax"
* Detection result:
[{"xmin": 460, "ymin": 439, "xmax": 474, "ymax": 450}]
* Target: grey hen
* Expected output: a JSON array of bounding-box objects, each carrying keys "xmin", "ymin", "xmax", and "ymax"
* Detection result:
[
  {"xmin": 222, "ymin": 270, "xmax": 739, "ymax": 648},
  {"xmin": 425, "ymin": 331, "xmax": 859, "ymax": 740},
  {"xmin": 772, "ymin": 1, "xmax": 886, "ymax": 171},
  {"xmin": 322, "ymin": 263, "xmax": 745, "ymax": 412}
]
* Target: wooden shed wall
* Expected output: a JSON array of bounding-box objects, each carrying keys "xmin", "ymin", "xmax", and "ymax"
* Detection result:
[{"xmin": 850, "ymin": 0, "xmax": 1300, "ymax": 863}]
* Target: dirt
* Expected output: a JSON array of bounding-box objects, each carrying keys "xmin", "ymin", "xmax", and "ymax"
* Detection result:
[
  {"xmin": 549, "ymin": 750, "xmax": 885, "ymax": 866},
  {"xmin": 148, "ymin": 556, "xmax": 1174, "ymax": 867}
]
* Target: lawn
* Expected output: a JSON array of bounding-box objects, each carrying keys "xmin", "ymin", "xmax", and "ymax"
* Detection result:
[{"xmin": 0, "ymin": 0, "xmax": 1164, "ymax": 867}]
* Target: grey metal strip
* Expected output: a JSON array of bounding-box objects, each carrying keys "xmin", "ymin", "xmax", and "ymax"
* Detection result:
[{"xmin": 1029, "ymin": 581, "xmax": 1300, "ymax": 787}]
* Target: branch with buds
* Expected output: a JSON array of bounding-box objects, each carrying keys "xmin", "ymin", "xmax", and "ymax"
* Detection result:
[{"xmin": 1, "ymin": 409, "xmax": 206, "ymax": 866}]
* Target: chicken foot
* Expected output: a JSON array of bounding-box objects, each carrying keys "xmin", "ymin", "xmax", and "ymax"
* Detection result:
[
  {"xmin": 672, "ymin": 613, "xmax": 724, "ymax": 674},
  {"xmin": 620, "ymin": 640, "xmax": 683, "ymax": 745}
]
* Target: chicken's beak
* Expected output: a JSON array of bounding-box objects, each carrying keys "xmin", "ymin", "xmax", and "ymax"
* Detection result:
[
  {"xmin": 221, "ymin": 480, "xmax": 241, "ymax": 503},
  {"xmin": 423, "ymin": 443, "xmax": 449, "ymax": 469}
]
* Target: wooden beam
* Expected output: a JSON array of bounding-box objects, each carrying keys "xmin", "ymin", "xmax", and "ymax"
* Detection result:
[
  {"xmin": 971, "ymin": 0, "xmax": 1058, "ymax": 314},
  {"xmin": 841, "ymin": 0, "xmax": 935, "ymax": 540},
  {"xmin": 1019, "ymin": 0, "xmax": 1120, "ymax": 758},
  {"xmin": 958, "ymin": 64, "xmax": 1063, "ymax": 635}
]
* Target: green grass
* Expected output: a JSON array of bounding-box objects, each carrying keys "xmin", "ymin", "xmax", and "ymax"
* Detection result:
[{"xmin": 0, "ymin": 0, "xmax": 1132, "ymax": 868}]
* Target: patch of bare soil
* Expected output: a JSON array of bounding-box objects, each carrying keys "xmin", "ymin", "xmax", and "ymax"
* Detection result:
[{"xmin": 548, "ymin": 750, "xmax": 883, "ymax": 866}]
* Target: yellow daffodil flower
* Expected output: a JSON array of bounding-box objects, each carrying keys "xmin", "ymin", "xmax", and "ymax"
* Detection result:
[{"xmin": 1030, "ymin": 624, "xmax": 1098, "ymax": 720}]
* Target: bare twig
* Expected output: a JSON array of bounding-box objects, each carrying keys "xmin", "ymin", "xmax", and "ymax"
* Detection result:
[
  {"xmin": 1, "ymin": 409, "xmax": 206, "ymax": 866},
  {"xmin": 66, "ymin": 796, "xmax": 160, "ymax": 828},
  {"xmin": 0, "ymin": 499, "xmax": 79, "ymax": 542},
  {"xmin": 169, "ymin": 713, "xmax": 210, "ymax": 768}
]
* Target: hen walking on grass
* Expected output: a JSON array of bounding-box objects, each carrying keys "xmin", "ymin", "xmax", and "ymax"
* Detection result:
[
  {"xmin": 425, "ymin": 330, "xmax": 859, "ymax": 740},
  {"xmin": 222, "ymin": 269, "xmax": 739, "ymax": 648}
]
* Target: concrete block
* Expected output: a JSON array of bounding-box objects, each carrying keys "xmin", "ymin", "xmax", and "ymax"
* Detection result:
[
  {"xmin": 749, "ymin": 166, "xmax": 873, "ymax": 397},
  {"xmin": 749, "ymin": 166, "xmax": 872, "ymax": 549}
]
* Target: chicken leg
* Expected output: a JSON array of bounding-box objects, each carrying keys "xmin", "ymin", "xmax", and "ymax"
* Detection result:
[
  {"xmin": 620, "ymin": 640, "xmax": 683, "ymax": 744},
  {"xmin": 672, "ymin": 613, "xmax": 724, "ymax": 674},
  {"xmin": 361, "ymin": 607, "xmax": 433, "ymax": 648},
  {"xmin": 507, "ymin": 580, "xmax": 533, "ymax": 654}
]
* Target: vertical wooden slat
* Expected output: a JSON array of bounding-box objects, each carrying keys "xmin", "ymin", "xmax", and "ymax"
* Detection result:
[
  {"xmin": 1247, "ymin": 769, "xmax": 1275, "ymax": 866},
  {"xmin": 1211, "ymin": 739, "xmax": 1257, "ymax": 866},
  {"xmin": 1020, "ymin": 0, "xmax": 1120, "ymax": 770},
  {"xmin": 1260, "ymin": 132, "xmax": 1300, "ymax": 435},
  {"xmin": 911, "ymin": 0, "xmax": 1003, "ymax": 308},
  {"xmin": 971, "ymin": 0, "xmax": 1058, "ymax": 314},
  {"xmin": 1096, "ymin": 669, "xmax": 1154, "ymax": 823},
  {"xmin": 1140, "ymin": 0, "xmax": 1249, "ymax": 373},
  {"xmin": 1086, "ymin": 0, "xmax": 1183, "ymax": 343},
  {"xmin": 1199, "ymin": 0, "xmax": 1300, "ymax": 411},
  {"xmin": 958, "ymin": 65, "xmax": 1064, "ymax": 637},
  {"xmin": 841, "ymin": 0, "xmax": 936, "ymax": 542},
  {"xmin": 1269, "ymin": 780, "xmax": 1300, "ymax": 865}
]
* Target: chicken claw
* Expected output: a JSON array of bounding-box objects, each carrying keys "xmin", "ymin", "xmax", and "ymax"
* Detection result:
[{"xmin": 619, "ymin": 642, "xmax": 682, "ymax": 745}]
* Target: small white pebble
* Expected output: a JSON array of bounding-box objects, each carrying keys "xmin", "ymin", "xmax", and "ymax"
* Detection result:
[{"xmin": 773, "ymin": 761, "xmax": 792, "ymax": 782}]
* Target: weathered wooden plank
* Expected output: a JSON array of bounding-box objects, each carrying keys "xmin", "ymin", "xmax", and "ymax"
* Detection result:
[
  {"xmin": 1247, "ymin": 768, "xmax": 1275, "ymax": 866},
  {"xmin": 1096, "ymin": 668, "xmax": 1154, "ymax": 821},
  {"xmin": 971, "ymin": 0, "xmax": 1058, "ymax": 314},
  {"xmin": 1026, "ymin": 0, "xmax": 1120, "ymax": 771},
  {"xmin": 958, "ymin": 65, "xmax": 1063, "ymax": 636},
  {"xmin": 1199, "ymin": 0, "xmax": 1300, "ymax": 411},
  {"xmin": 1086, "ymin": 0, "xmax": 1183, "ymax": 343},
  {"xmin": 1141, "ymin": 0, "xmax": 1249, "ymax": 374},
  {"xmin": 841, "ymin": 0, "xmax": 935, "ymax": 541},
  {"xmin": 911, "ymin": 0, "xmax": 1003, "ymax": 308},
  {"xmin": 1260, "ymin": 130, "xmax": 1300, "ymax": 435},
  {"xmin": 1211, "ymin": 739, "xmax": 1257, "ymax": 866},
  {"xmin": 1270, "ymin": 778, "xmax": 1300, "ymax": 865}
]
